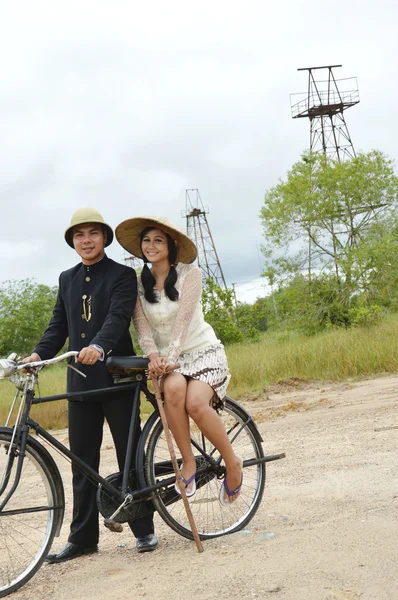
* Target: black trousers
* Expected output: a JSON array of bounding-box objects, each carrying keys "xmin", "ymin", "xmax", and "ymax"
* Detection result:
[{"xmin": 67, "ymin": 393, "xmax": 154, "ymax": 546}]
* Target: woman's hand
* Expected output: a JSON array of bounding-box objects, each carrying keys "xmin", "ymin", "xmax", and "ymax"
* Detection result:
[{"xmin": 148, "ymin": 353, "xmax": 166, "ymax": 378}]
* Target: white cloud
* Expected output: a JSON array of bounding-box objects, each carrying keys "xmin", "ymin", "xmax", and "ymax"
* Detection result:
[{"xmin": 1, "ymin": 0, "xmax": 398, "ymax": 289}]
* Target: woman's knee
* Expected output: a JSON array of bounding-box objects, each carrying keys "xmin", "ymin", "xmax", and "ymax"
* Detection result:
[
  {"xmin": 163, "ymin": 376, "xmax": 187, "ymax": 408},
  {"xmin": 185, "ymin": 395, "xmax": 207, "ymax": 419}
]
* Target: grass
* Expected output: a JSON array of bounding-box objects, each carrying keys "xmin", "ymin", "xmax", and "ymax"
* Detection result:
[
  {"xmin": 226, "ymin": 313, "xmax": 398, "ymax": 398},
  {"xmin": 2, "ymin": 314, "xmax": 398, "ymax": 430}
]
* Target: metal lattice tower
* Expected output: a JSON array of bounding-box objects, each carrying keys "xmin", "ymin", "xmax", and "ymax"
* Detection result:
[
  {"xmin": 123, "ymin": 252, "xmax": 141, "ymax": 271},
  {"xmin": 290, "ymin": 65, "xmax": 359, "ymax": 161},
  {"xmin": 183, "ymin": 189, "xmax": 227, "ymax": 288}
]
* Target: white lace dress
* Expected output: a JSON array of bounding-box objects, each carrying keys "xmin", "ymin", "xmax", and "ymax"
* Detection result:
[{"xmin": 133, "ymin": 263, "xmax": 231, "ymax": 410}]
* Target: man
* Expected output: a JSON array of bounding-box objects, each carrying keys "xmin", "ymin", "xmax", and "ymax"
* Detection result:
[{"xmin": 23, "ymin": 207, "xmax": 157, "ymax": 563}]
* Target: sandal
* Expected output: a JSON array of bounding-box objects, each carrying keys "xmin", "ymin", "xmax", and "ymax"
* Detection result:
[
  {"xmin": 219, "ymin": 456, "xmax": 243, "ymax": 507},
  {"xmin": 174, "ymin": 465, "xmax": 196, "ymax": 498}
]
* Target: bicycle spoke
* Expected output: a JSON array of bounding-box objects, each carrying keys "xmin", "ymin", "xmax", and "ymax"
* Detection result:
[{"xmin": 0, "ymin": 434, "xmax": 58, "ymax": 597}]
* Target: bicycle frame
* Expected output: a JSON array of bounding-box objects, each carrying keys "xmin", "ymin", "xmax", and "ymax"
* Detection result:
[
  {"xmin": 1, "ymin": 379, "xmax": 217, "ymax": 515},
  {"xmin": 1, "ymin": 380, "xmax": 163, "ymax": 515}
]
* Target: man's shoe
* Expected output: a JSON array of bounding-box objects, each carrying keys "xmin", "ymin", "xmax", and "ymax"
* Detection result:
[
  {"xmin": 46, "ymin": 542, "xmax": 98, "ymax": 564},
  {"xmin": 136, "ymin": 534, "xmax": 158, "ymax": 553}
]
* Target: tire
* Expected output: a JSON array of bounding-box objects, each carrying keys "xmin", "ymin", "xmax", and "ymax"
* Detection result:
[
  {"xmin": 0, "ymin": 430, "xmax": 63, "ymax": 597},
  {"xmin": 144, "ymin": 397, "xmax": 266, "ymax": 540}
]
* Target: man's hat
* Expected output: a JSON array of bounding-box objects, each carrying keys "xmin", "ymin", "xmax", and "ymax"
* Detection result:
[
  {"xmin": 115, "ymin": 216, "xmax": 197, "ymax": 264},
  {"xmin": 64, "ymin": 208, "xmax": 114, "ymax": 248}
]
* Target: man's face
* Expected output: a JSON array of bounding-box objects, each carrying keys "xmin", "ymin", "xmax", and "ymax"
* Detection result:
[{"xmin": 72, "ymin": 223, "xmax": 107, "ymax": 265}]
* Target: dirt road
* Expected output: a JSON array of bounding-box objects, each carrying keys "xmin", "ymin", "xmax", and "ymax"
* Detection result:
[{"xmin": 11, "ymin": 375, "xmax": 398, "ymax": 600}]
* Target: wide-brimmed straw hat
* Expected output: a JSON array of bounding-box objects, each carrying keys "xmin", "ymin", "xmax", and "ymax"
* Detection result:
[
  {"xmin": 64, "ymin": 207, "xmax": 114, "ymax": 248},
  {"xmin": 115, "ymin": 216, "xmax": 197, "ymax": 264}
]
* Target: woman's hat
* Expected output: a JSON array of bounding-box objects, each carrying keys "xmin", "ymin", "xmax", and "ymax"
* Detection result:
[
  {"xmin": 115, "ymin": 216, "xmax": 197, "ymax": 264},
  {"xmin": 64, "ymin": 207, "xmax": 114, "ymax": 248}
]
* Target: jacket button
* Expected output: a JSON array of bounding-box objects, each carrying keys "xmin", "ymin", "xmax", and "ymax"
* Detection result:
[
  {"xmin": 85, "ymin": 277, "xmax": 91, "ymax": 282},
  {"xmin": 81, "ymin": 333, "xmax": 86, "ymax": 339}
]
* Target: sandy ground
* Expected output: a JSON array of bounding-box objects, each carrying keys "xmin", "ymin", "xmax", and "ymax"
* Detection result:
[{"xmin": 10, "ymin": 375, "xmax": 398, "ymax": 600}]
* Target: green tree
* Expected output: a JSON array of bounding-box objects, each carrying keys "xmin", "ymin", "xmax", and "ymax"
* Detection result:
[
  {"xmin": 0, "ymin": 279, "xmax": 57, "ymax": 357},
  {"xmin": 202, "ymin": 280, "xmax": 243, "ymax": 344},
  {"xmin": 260, "ymin": 150, "xmax": 398, "ymax": 330},
  {"xmin": 202, "ymin": 280, "xmax": 263, "ymax": 344}
]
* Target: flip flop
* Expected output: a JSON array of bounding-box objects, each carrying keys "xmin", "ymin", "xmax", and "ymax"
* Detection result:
[
  {"xmin": 219, "ymin": 456, "xmax": 243, "ymax": 507},
  {"xmin": 174, "ymin": 465, "xmax": 197, "ymax": 498}
]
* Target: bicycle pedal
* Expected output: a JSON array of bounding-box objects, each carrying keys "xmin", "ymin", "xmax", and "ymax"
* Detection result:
[{"xmin": 104, "ymin": 520, "xmax": 124, "ymax": 533}]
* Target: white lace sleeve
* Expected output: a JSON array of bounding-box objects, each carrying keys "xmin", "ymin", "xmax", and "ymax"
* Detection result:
[
  {"xmin": 132, "ymin": 296, "xmax": 158, "ymax": 357},
  {"xmin": 166, "ymin": 266, "xmax": 202, "ymax": 363}
]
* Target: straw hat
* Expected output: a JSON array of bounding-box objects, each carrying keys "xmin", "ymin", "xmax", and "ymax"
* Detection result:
[
  {"xmin": 64, "ymin": 208, "xmax": 114, "ymax": 248},
  {"xmin": 115, "ymin": 216, "xmax": 197, "ymax": 264}
]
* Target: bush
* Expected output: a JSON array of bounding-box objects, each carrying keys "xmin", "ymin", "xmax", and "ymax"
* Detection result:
[
  {"xmin": 202, "ymin": 280, "xmax": 262, "ymax": 345},
  {"xmin": 0, "ymin": 280, "xmax": 57, "ymax": 357},
  {"xmin": 348, "ymin": 304, "xmax": 382, "ymax": 327}
]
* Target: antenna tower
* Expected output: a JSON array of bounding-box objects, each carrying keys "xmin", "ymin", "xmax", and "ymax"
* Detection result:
[
  {"xmin": 183, "ymin": 189, "xmax": 227, "ymax": 289},
  {"xmin": 123, "ymin": 253, "xmax": 141, "ymax": 271},
  {"xmin": 290, "ymin": 64, "xmax": 359, "ymax": 161}
]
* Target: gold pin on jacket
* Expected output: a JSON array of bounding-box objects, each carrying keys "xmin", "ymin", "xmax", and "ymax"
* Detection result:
[{"xmin": 82, "ymin": 295, "xmax": 92, "ymax": 322}]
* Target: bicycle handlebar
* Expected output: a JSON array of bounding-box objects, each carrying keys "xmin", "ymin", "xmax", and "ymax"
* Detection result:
[
  {"xmin": 0, "ymin": 351, "xmax": 80, "ymax": 380},
  {"xmin": 19, "ymin": 351, "xmax": 79, "ymax": 370}
]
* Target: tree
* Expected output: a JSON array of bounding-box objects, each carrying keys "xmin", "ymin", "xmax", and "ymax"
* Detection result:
[
  {"xmin": 260, "ymin": 150, "xmax": 398, "ymax": 331},
  {"xmin": 0, "ymin": 280, "xmax": 57, "ymax": 357},
  {"xmin": 202, "ymin": 280, "xmax": 243, "ymax": 344}
]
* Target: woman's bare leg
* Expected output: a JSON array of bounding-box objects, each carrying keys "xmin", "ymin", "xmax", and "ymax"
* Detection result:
[
  {"xmin": 162, "ymin": 372, "xmax": 196, "ymax": 490},
  {"xmin": 185, "ymin": 379, "xmax": 242, "ymax": 503}
]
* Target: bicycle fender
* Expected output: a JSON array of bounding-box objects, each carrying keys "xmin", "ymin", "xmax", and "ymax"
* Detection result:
[
  {"xmin": 0, "ymin": 426, "xmax": 65, "ymax": 536},
  {"xmin": 135, "ymin": 410, "xmax": 160, "ymax": 490},
  {"xmin": 225, "ymin": 397, "xmax": 264, "ymax": 443}
]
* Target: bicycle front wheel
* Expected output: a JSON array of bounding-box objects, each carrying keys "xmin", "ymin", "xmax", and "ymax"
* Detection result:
[
  {"xmin": 144, "ymin": 397, "xmax": 266, "ymax": 540},
  {"xmin": 0, "ymin": 431, "xmax": 60, "ymax": 597}
]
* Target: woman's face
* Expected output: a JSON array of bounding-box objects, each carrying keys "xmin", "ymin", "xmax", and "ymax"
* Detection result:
[{"xmin": 141, "ymin": 228, "xmax": 170, "ymax": 265}]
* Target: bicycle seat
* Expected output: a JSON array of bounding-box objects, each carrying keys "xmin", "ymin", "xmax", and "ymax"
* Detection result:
[{"xmin": 106, "ymin": 356, "xmax": 149, "ymax": 371}]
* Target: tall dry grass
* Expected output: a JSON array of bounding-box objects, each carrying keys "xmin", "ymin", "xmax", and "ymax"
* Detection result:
[
  {"xmin": 2, "ymin": 315, "xmax": 398, "ymax": 429},
  {"xmin": 226, "ymin": 314, "xmax": 398, "ymax": 398}
]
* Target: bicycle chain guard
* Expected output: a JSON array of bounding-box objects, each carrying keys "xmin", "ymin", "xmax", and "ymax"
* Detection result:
[{"xmin": 96, "ymin": 471, "xmax": 153, "ymax": 523}]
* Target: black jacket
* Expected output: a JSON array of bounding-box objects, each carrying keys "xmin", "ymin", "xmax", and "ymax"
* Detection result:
[{"xmin": 34, "ymin": 255, "xmax": 136, "ymax": 397}]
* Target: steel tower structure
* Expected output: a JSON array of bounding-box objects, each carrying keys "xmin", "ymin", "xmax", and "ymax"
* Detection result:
[
  {"xmin": 183, "ymin": 189, "xmax": 227, "ymax": 288},
  {"xmin": 290, "ymin": 64, "xmax": 359, "ymax": 161},
  {"xmin": 123, "ymin": 252, "xmax": 141, "ymax": 271}
]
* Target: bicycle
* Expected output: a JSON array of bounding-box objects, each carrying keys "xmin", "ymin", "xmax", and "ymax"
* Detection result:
[{"xmin": 0, "ymin": 350, "xmax": 285, "ymax": 597}]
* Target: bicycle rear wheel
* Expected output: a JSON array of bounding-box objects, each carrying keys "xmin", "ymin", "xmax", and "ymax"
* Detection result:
[
  {"xmin": 0, "ymin": 431, "xmax": 61, "ymax": 597},
  {"xmin": 144, "ymin": 397, "xmax": 265, "ymax": 540}
]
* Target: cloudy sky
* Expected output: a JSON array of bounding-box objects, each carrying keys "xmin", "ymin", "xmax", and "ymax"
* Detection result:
[{"xmin": 1, "ymin": 0, "xmax": 397, "ymax": 302}]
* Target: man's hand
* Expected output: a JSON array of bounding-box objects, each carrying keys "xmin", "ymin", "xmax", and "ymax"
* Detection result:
[
  {"xmin": 77, "ymin": 346, "xmax": 102, "ymax": 365},
  {"xmin": 21, "ymin": 352, "xmax": 41, "ymax": 373},
  {"xmin": 22, "ymin": 353, "xmax": 41, "ymax": 365}
]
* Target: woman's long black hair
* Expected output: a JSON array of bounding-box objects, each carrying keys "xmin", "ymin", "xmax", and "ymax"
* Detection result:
[{"xmin": 140, "ymin": 227, "xmax": 179, "ymax": 303}]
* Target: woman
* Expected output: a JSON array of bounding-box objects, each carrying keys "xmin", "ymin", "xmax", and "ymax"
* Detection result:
[{"xmin": 115, "ymin": 216, "xmax": 243, "ymax": 505}]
